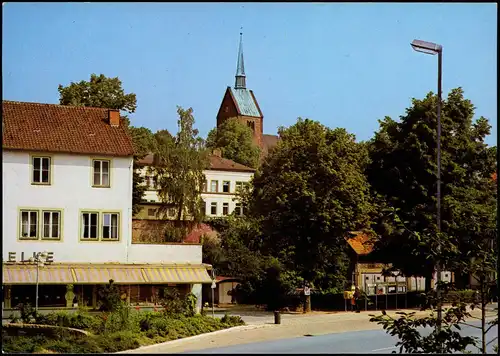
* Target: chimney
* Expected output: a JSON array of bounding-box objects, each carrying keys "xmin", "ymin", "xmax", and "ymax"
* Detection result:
[
  {"xmin": 212, "ymin": 148, "xmax": 222, "ymax": 157},
  {"xmin": 109, "ymin": 110, "xmax": 120, "ymax": 127}
]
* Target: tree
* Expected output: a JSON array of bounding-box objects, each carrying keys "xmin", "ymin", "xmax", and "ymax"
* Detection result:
[
  {"xmin": 367, "ymin": 88, "xmax": 496, "ymax": 290},
  {"xmin": 152, "ymin": 106, "xmax": 208, "ymax": 221},
  {"xmin": 58, "ymin": 74, "xmax": 150, "ymax": 214},
  {"xmin": 206, "ymin": 120, "xmax": 261, "ymax": 168},
  {"xmin": 248, "ymin": 118, "xmax": 375, "ymax": 292},
  {"xmin": 58, "ymin": 73, "xmax": 137, "ymax": 122}
]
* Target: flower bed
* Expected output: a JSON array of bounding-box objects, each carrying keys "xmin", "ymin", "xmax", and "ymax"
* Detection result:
[{"xmin": 2, "ymin": 310, "xmax": 245, "ymax": 354}]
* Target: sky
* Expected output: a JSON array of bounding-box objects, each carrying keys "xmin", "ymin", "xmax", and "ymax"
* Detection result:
[{"xmin": 2, "ymin": 2, "xmax": 497, "ymax": 146}]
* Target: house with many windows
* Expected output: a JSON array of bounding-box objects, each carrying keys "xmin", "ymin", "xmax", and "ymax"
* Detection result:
[
  {"xmin": 2, "ymin": 101, "xmax": 211, "ymax": 312},
  {"xmin": 135, "ymin": 149, "xmax": 255, "ymax": 220}
]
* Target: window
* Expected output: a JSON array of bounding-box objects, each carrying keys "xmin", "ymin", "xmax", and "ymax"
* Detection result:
[
  {"xmin": 92, "ymin": 160, "xmax": 110, "ymax": 187},
  {"xmin": 202, "ymin": 181, "xmax": 207, "ymax": 192},
  {"xmin": 210, "ymin": 180, "xmax": 218, "ymax": 192},
  {"xmin": 168, "ymin": 208, "xmax": 176, "ymax": 218},
  {"xmin": 146, "ymin": 176, "xmax": 155, "ymax": 189},
  {"xmin": 102, "ymin": 213, "xmax": 119, "ymax": 240},
  {"xmin": 235, "ymin": 181, "xmax": 243, "ymax": 192},
  {"xmin": 20, "ymin": 210, "xmax": 39, "ymax": 239},
  {"xmin": 147, "ymin": 208, "xmax": 156, "ymax": 217},
  {"xmin": 81, "ymin": 212, "xmax": 99, "ymax": 239},
  {"xmin": 234, "ymin": 203, "xmax": 243, "ymax": 216},
  {"xmin": 210, "ymin": 202, "xmax": 217, "ymax": 215},
  {"xmin": 202, "ymin": 201, "xmax": 206, "ymax": 216},
  {"xmin": 32, "ymin": 156, "xmax": 51, "ymax": 184},
  {"xmin": 42, "ymin": 211, "xmax": 60, "ymax": 240},
  {"xmin": 222, "ymin": 203, "xmax": 229, "ymax": 216},
  {"xmin": 222, "ymin": 181, "xmax": 230, "ymax": 193}
]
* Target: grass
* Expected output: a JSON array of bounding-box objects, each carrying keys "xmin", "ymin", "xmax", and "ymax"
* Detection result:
[{"xmin": 2, "ymin": 309, "xmax": 245, "ymax": 354}]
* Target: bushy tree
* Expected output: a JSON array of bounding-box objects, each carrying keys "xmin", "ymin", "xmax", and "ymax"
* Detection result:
[
  {"xmin": 206, "ymin": 120, "xmax": 261, "ymax": 168},
  {"xmin": 367, "ymin": 88, "xmax": 496, "ymax": 289},
  {"xmin": 152, "ymin": 107, "xmax": 208, "ymax": 221},
  {"xmin": 248, "ymin": 118, "xmax": 375, "ymax": 291}
]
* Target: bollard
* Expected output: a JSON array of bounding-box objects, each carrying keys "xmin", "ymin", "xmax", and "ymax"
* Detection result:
[{"xmin": 274, "ymin": 310, "xmax": 281, "ymax": 324}]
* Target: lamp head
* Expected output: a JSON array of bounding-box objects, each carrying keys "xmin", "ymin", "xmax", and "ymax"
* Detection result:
[{"xmin": 411, "ymin": 39, "xmax": 442, "ymax": 55}]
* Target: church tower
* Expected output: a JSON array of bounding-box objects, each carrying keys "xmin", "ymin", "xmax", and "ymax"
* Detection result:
[{"xmin": 216, "ymin": 33, "xmax": 264, "ymax": 148}]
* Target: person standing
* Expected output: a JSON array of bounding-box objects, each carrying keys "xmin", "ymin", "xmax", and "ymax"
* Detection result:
[{"xmin": 353, "ymin": 286, "xmax": 361, "ymax": 313}]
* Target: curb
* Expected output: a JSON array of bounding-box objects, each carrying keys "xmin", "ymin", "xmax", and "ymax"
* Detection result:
[{"xmin": 116, "ymin": 324, "xmax": 273, "ymax": 354}]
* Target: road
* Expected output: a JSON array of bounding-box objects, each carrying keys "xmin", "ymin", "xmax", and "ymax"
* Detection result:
[{"xmin": 188, "ymin": 320, "xmax": 498, "ymax": 354}]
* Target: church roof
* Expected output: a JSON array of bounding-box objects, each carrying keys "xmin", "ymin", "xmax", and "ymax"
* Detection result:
[{"xmin": 229, "ymin": 88, "xmax": 261, "ymax": 118}]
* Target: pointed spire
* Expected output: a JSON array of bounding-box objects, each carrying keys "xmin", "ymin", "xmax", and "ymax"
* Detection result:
[{"xmin": 235, "ymin": 31, "xmax": 246, "ymax": 89}]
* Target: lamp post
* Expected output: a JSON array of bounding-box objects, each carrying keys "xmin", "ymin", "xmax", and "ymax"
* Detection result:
[
  {"xmin": 29, "ymin": 251, "xmax": 48, "ymax": 313},
  {"xmin": 211, "ymin": 268, "xmax": 216, "ymax": 318},
  {"xmin": 410, "ymin": 39, "xmax": 443, "ymax": 333}
]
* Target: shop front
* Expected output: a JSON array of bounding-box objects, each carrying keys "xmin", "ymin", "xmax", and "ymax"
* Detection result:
[{"xmin": 2, "ymin": 262, "xmax": 212, "ymax": 312}]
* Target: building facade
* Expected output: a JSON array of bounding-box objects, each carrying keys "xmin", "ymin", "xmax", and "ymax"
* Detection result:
[
  {"xmin": 2, "ymin": 101, "xmax": 211, "ymax": 312},
  {"xmin": 135, "ymin": 151, "xmax": 255, "ymax": 220}
]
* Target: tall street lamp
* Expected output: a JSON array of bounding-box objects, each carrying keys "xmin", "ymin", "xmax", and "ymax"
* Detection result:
[
  {"xmin": 410, "ymin": 39, "xmax": 443, "ymax": 331},
  {"xmin": 29, "ymin": 251, "xmax": 49, "ymax": 312}
]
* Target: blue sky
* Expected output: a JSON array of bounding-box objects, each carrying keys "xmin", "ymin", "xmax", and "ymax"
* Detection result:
[{"xmin": 2, "ymin": 2, "xmax": 497, "ymax": 145}]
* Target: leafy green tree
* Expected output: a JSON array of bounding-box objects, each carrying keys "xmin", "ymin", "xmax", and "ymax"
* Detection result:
[
  {"xmin": 206, "ymin": 120, "xmax": 261, "ymax": 168},
  {"xmin": 248, "ymin": 118, "xmax": 375, "ymax": 291},
  {"xmin": 152, "ymin": 107, "xmax": 208, "ymax": 221},
  {"xmin": 367, "ymin": 88, "xmax": 496, "ymax": 290},
  {"xmin": 58, "ymin": 73, "xmax": 137, "ymax": 122}
]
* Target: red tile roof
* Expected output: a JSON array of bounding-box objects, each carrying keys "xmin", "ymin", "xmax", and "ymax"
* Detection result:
[
  {"xmin": 136, "ymin": 153, "xmax": 255, "ymax": 172},
  {"xmin": 208, "ymin": 154, "xmax": 255, "ymax": 172},
  {"xmin": 262, "ymin": 134, "xmax": 279, "ymax": 156},
  {"xmin": 2, "ymin": 100, "xmax": 134, "ymax": 156},
  {"xmin": 346, "ymin": 231, "xmax": 375, "ymax": 255}
]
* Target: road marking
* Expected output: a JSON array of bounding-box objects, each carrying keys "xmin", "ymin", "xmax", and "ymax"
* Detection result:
[{"xmin": 371, "ymin": 346, "xmax": 398, "ymax": 352}]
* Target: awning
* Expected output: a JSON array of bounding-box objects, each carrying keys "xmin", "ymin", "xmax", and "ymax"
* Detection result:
[
  {"xmin": 3, "ymin": 265, "xmax": 74, "ymax": 284},
  {"xmin": 3, "ymin": 264, "xmax": 212, "ymax": 285},
  {"xmin": 72, "ymin": 266, "xmax": 147, "ymax": 284},
  {"xmin": 143, "ymin": 266, "xmax": 212, "ymax": 283}
]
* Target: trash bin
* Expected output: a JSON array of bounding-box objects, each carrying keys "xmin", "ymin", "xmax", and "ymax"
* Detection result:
[{"xmin": 274, "ymin": 310, "xmax": 281, "ymax": 324}]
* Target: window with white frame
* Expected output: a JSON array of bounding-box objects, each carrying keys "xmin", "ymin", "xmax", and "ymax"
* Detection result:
[
  {"xmin": 92, "ymin": 160, "xmax": 110, "ymax": 187},
  {"xmin": 102, "ymin": 213, "xmax": 119, "ymax": 240},
  {"xmin": 222, "ymin": 181, "xmax": 230, "ymax": 193},
  {"xmin": 42, "ymin": 211, "xmax": 61, "ymax": 240},
  {"xmin": 81, "ymin": 212, "xmax": 99, "ymax": 239},
  {"xmin": 32, "ymin": 156, "xmax": 51, "ymax": 184},
  {"xmin": 210, "ymin": 202, "xmax": 217, "ymax": 215},
  {"xmin": 235, "ymin": 181, "xmax": 244, "ymax": 192},
  {"xmin": 222, "ymin": 202, "xmax": 229, "ymax": 215},
  {"xmin": 210, "ymin": 180, "xmax": 218, "ymax": 192},
  {"xmin": 202, "ymin": 180, "xmax": 207, "ymax": 192},
  {"xmin": 20, "ymin": 210, "xmax": 39, "ymax": 239},
  {"xmin": 234, "ymin": 203, "xmax": 243, "ymax": 216}
]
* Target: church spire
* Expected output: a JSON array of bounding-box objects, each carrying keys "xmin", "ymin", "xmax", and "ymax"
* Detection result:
[{"xmin": 235, "ymin": 31, "xmax": 246, "ymax": 89}]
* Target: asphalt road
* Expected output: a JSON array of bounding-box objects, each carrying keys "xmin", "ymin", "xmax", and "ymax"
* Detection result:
[{"xmin": 187, "ymin": 320, "xmax": 498, "ymax": 354}]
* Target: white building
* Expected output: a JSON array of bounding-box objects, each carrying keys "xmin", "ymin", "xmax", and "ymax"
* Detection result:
[
  {"xmin": 135, "ymin": 150, "xmax": 255, "ymax": 220},
  {"xmin": 2, "ymin": 101, "xmax": 210, "ymax": 312}
]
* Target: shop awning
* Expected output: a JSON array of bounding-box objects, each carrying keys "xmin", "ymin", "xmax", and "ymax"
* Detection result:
[
  {"xmin": 143, "ymin": 266, "xmax": 212, "ymax": 283},
  {"xmin": 72, "ymin": 266, "xmax": 146, "ymax": 284},
  {"xmin": 3, "ymin": 265, "xmax": 74, "ymax": 284},
  {"xmin": 3, "ymin": 264, "xmax": 212, "ymax": 285}
]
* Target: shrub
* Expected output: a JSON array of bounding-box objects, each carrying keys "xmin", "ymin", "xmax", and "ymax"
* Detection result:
[
  {"xmin": 97, "ymin": 330, "xmax": 142, "ymax": 352},
  {"xmin": 98, "ymin": 279, "xmax": 125, "ymax": 312},
  {"xmin": 17, "ymin": 303, "xmax": 36, "ymax": 323},
  {"xmin": 2, "ymin": 335, "xmax": 48, "ymax": 353}
]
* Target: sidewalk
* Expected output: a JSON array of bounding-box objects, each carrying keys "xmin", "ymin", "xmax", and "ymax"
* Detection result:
[{"xmin": 120, "ymin": 307, "xmax": 497, "ymax": 354}]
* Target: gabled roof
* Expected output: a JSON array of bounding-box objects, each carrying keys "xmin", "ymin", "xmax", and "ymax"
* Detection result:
[
  {"xmin": 346, "ymin": 231, "xmax": 375, "ymax": 255},
  {"xmin": 2, "ymin": 100, "xmax": 134, "ymax": 156},
  {"xmin": 229, "ymin": 88, "xmax": 261, "ymax": 118},
  {"xmin": 262, "ymin": 134, "xmax": 279, "ymax": 156},
  {"xmin": 208, "ymin": 154, "xmax": 255, "ymax": 172},
  {"xmin": 135, "ymin": 153, "xmax": 255, "ymax": 173}
]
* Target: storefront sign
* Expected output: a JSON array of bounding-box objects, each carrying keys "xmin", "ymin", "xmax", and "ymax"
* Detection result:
[{"xmin": 6, "ymin": 251, "xmax": 54, "ymax": 263}]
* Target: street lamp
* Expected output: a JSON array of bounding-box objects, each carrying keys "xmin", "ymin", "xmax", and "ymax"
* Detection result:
[
  {"xmin": 411, "ymin": 39, "xmax": 443, "ymax": 332},
  {"xmin": 29, "ymin": 251, "xmax": 49, "ymax": 312}
]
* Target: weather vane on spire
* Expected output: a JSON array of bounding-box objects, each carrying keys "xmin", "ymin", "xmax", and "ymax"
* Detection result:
[{"xmin": 240, "ymin": 26, "xmax": 243, "ymax": 36}]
